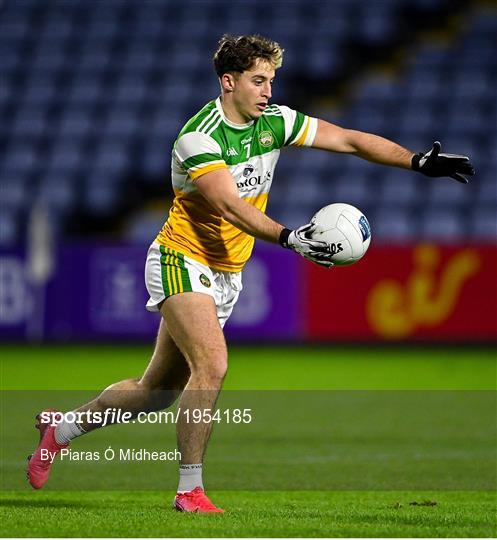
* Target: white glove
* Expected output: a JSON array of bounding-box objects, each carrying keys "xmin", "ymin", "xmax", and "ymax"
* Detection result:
[{"xmin": 279, "ymin": 222, "xmax": 334, "ymax": 268}]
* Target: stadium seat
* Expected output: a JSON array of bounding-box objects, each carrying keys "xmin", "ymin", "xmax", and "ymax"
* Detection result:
[
  {"xmin": 421, "ymin": 210, "xmax": 464, "ymax": 240},
  {"xmin": 428, "ymin": 180, "xmax": 469, "ymax": 207},
  {"xmin": 0, "ymin": 177, "xmax": 30, "ymax": 212},
  {"xmin": 476, "ymin": 177, "xmax": 497, "ymax": 204},
  {"xmin": 46, "ymin": 142, "xmax": 86, "ymax": 173},
  {"xmin": 272, "ymin": 206, "xmax": 320, "ymax": 231},
  {"xmin": 356, "ymin": 7, "xmax": 396, "ymax": 44},
  {"xmin": 0, "ymin": 13, "xmax": 30, "ymax": 41},
  {"xmin": 77, "ymin": 48, "xmax": 112, "ymax": 73},
  {"xmin": 380, "ymin": 173, "xmax": 419, "ymax": 206},
  {"xmin": 12, "ymin": 108, "xmax": 48, "ymax": 138},
  {"xmin": 21, "ymin": 79, "xmax": 58, "ymax": 107},
  {"xmin": 92, "ymin": 143, "xmax": 130, "ymax": 174},
  {"xmin": 345, "ymin": 107, "xmax": 388, "ymax": 133},
  {"xmin": 83, "ymin": 177, "xmax": 122, "ymax": 216},
  {"xmin": 286, "ymin": 178, "xmax": 323, "ymax": 205},
  {"xmin": 113, "ymin": 77, "xmax": 149, "ymax": 105},
  {"xmin": 85, "ymin": 18, "xmax": 120, "ymax": 41},
  {"xmin": 2, "ymin": 144, "xmax": 38, "ymax": 174},
  {"xmin": 122, "ymin": 48, "xmax": 157, "ymax": 74},
  {"xmin": 37, "ymin": 176, "xmax": 77, "ymax": 214},
  {"xmin": 0, "ymin": 210, "xmax": 22, "ymax": 247},
  {"xmin": 405, "ymin": 74, "xmax": 444, "ymax": 100},
  {"xmin": 30, "ymin": 46, "xmax": 68, "ymax": 74},
  {"xmin": 0, "ymin": 78, "xmax": 12, "ymax": 109},
  {"xmin": 471, "ymin": 209, "xmax": 497, "ymax": 240},
  {"xmin": 355, "ymin": 76, "xmax": 399, "ymax": 103},
  {"xmin": 102, "ymin": 109, "xmax": 140, "ymax": 139},
  {"xmin": 125, "ymin": 210, "xmax": 167, "ymax": 243},
  {"xmin": 333, "ymin": 173, "xmax": 375, "ymax": 206},
  {"xmin": 141, "ymin": 142, "xmax": 171, "ymax": 179},
  {"xmin": 373, "ymin": 208, "xmax": 415, "ymax": 241},
  {"xmin": 57, "ymin": 110, "xmax": 95, "ymax": 139},
  {"xmin": 67, "ymin": 76, "xmax": 104, "ymax": 105},
  {"xmin": 0, "ymin": 44, "xmax": 23, "ymax": 74},
  {"xmin": 307, "ymin": 45, "xmax": 343, "ymax": 77}
]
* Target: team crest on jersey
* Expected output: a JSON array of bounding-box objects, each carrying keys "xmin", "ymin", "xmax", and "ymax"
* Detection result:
[
  {"xmin": 259, "ymin": 131, "xmax": 274, "ymax": 147},
  {"xmin": 199, "ymin": 274, "xmax": 211, "ymax": 288}
]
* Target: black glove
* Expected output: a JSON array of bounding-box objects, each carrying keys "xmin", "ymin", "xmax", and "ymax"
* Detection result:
[{"xmin": 412, "ymin": 141, "xmax": 475, "ymax": 184}]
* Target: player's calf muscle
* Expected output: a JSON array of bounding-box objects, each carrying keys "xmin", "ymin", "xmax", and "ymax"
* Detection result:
[{"xmin": 75, "ymin": 379, "xmax": 176, "ymax": 430}]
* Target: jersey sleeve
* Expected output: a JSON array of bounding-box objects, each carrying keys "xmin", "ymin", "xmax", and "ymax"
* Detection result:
[
  {"xmin": 173, "ymin": 131, "xmax": 228, "ymax": 180},
  {"xmin": 278, "ymin": 105, "xmax": 318, "ymax": 147}
]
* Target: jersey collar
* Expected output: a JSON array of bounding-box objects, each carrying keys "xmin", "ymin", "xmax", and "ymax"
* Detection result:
[{"xmin": 215, "ymin": 97, "xmax": 254, "ymax": 129}]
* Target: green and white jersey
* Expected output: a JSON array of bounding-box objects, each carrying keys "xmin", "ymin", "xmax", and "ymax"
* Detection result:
[{"xmin": 156, "ymin": 97, "xmax": 317, "ymax": 272}]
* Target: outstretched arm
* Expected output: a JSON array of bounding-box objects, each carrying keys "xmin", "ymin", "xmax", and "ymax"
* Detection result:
[
  {"xmin": 311, "ymin": 119, "xmax": 475, "ymax": 183},
  {"xmin": 312, "ymin": 119, "xmax": 414, "ymax": 169},
  {"xmin": 195, "ymin": 168, "xmax": 334, "ymax": 266}
]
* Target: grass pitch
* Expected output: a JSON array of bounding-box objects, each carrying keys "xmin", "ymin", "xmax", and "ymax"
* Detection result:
[
  {"xmin": 2, "ymin": 490, "xmax": 495, "ymax": 538},
  {"xmin": 1, "ymin": 344, "xmax": 496, "ymax": 537}
]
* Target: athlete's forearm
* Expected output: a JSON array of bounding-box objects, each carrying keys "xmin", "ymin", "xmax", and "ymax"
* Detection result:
[
  {"xmin": 343, "ymin": 129, "xmax": 415, "ymax": 169},
  {"xmin": 219, "ymin": 196, "xmax": 284, "ymax": 244},
  {"xmin": 195, "ymin": 168, "xmax": 284, "ymax": 243},
  {"xmin": 313, "ymin": 119, "xmax": 414, "ymax": 169}
]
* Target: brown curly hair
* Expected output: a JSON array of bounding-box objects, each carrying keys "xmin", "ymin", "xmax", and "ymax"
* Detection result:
[{"xmin": 213, "ymin": 34, "xmax": 284, "ymax": 77}]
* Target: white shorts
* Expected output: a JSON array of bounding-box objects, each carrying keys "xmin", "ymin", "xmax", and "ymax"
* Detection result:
[{"xmin": 144, "ymin": 242, "xmax": 243, "ymax": 328}]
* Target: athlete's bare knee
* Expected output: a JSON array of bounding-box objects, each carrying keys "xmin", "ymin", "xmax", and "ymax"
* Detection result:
[{"xmin": 191, "ymin": 354, "xmax": 228, "ymax": 387}]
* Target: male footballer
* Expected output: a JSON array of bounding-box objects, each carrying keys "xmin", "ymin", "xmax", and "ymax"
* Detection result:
[{"xmin": 27, "ymin": 34, "xmax": 474, "ymax": 512}]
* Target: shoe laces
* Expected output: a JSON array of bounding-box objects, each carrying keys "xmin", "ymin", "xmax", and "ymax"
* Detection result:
[{"xmin": 186, "ymin": 487, "xmax": 217, "ymax": 510}]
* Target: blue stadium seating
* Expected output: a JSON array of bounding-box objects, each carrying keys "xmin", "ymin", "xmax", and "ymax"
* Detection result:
[
  {"xmin": 0, "ymin": 0, "xmax": 495, "ymax": 248},
  {"xmin": 377, "ymin": 212, "xmax": 416, "ymax": 241}
]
